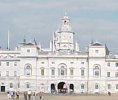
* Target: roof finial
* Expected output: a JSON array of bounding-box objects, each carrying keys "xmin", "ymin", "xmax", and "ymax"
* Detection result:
[
  {"xmin": 65, "ymin": 11, "xmax": 67, "ymax": 16},
  {"xmin": 7, "ymin": 30, "xmax": 10, "ymax": 50},
  {"xmin": 23, "ymin": 35, "xmax": 26, "ymax": 43}
]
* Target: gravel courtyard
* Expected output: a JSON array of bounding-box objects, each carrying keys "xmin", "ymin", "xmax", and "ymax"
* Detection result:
[{"xmin": 0, "ymin": 93, "xmax": 118, "ymax": 100}]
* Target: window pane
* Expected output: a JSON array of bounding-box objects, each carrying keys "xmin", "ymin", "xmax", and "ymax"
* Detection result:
[
  {"xmin": 116, "ymin": 84, "xmax": 118, "ymax": 89},
  {"xmin": 10, "ymin": 83, "xmax": 13, "ymax": 88},
  {"xmin": 6, "ymin": 71, "xmax": 9, "ymax": 76},
  {"xmin": 95, "ymin": 71, "xmax": 99, "ymax": 76},
  {"xmin": 95, "ymin": 84, "xmax": 98, "ymax": 89},
  {"xmin": 107, "ymin": 72, "xmax": 110, "ymax": 77},
  {"xmin": 116, "ymin": 63, "xmax": 118, "ymax": 67},
  {"xmin": 70, "ymin": 69, "xmax": 73, "ymax": 75},
  {"xmin": 108, "ymin": 84, "xmax": 111, "ymax": 89},
  {"xmin": 81, "ymin": 70, "xmax": 84, "ymax": 76},
  {"xmin": 81, "ymin": 84, "xmax": 84, "ymax": 89},
  {"xmin": 41, "ymin": 69, "xmax": 44, "ymax": 76},
  {"xmin": 51, "ymin": 69, "xmax": 55, "ymax": 75},
  {"xmin": 6, "ymin": 62, "xmax": 9, "ymax": 66},
  {"xmin": 115, "ymin": 72, "xmax": 118, "ymax": 77}
]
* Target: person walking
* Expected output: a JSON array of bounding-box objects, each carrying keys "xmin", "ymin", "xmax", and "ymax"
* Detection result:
[
  {"xmin": 108, "ymin": 91, "xmax": 111, "ymax": 96},
  {"xmin": 28, "ymin": 90, "xmax": 32, "ymax": 100},
  {"xmin": 38, "ymin": 92, "xmax": 43, "ymax": 100},
  {"xmin": 24, "ymin": 91, "xmax": 27, "ymax": 100},
  {"xmin": 16, "ymin": 91, "xmax": 20, "ymax": 99},
  {"xmin": 32, "ymin": 91, "xmax": 36, "ymax": 100}
]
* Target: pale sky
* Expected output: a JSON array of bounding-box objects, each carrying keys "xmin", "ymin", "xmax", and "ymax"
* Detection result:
[{"xmin": 0, "ymin": 0, "xmax": 118, "ymax": 53}]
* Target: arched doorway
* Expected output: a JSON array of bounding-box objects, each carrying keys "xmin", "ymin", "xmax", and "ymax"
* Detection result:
[
  {"xmin": 58, "ymin": 82, "xmax": 67, "ymax": 93},
  {"xmin": 51, "ymin": 84, "xmax": 55, "ymax": 93},
  {"xmin": 1, "ymin": 86, "xmax": 5, "ymax": 92},
  {"xmin": 69, "ymin": 84, "xmax": 74, "ymax": 93}
]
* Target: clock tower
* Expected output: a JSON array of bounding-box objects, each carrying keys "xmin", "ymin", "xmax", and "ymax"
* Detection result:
[{"xmin": 52, "ymin": 15, "xmax": 74, "ymax": 52}]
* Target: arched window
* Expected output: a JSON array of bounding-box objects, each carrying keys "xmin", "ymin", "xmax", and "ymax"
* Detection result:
[
  {"xmin": 81, "ymin": 84, "xmax": 84, "ymax": 89},
  {"xmin": 93, "ymin": 64, "xmax": 101, "ymax": 77},
  {"xmin": 41, "ymin": 67, "xmax": 44, "ymax": 76},
  {"xmin": 51, "ymin": 68, "xmax": 55, "ymax": 76},
  {"xmin": 58, "ymin": 63, "xmax": 67, "ymax": 76},
  {"xmin": 95, "ymin": 83, "xmax": 99, "ymax": 89},
  {"xmin": 26, "ymin": 82, "xmax": 30, "ymax": 88},
  {"xmin": 10, "ymin": 83, "xmax": 13, "ymax": 88},
  {"xmin": 24, "ymin": 64, "xmax": 32, "ymax": 76},
  {"xmin": 61, "ymin": 66, "xmax": 65, "ymax": 75}
]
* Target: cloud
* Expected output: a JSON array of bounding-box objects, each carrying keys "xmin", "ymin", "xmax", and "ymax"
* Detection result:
[{"xmin": 0, "ymin": 0, "xmax": 118, "ymax": 52}]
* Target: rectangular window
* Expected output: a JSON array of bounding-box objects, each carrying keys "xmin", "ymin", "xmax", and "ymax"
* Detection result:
[
  {"xmin": 81, "ymin": 70, "xmax": 84, "ymax": 76},
  {"xmin": 95, "ymin": 50, "xmax": 99, "ymax": 53},
  {"xmin": 81, "ymin": 62, "xmax": 84, "ymax": 64},
  {"xmin": 51, "ymin": 69, "xmax": 55, "ymax": 76},
  {"xmin": 6, "ymin": 62, "xmax": 9, "ymax": 66},
  {"xmin": 41, "ymin": 62, "xmax": 44, "ymax": 64},
  {"xmin": 14, "ymin": 62, "xmax": 17, "ymax": 66},
  {"xmin": 81, "ymin": 84, "xmax": 84, "ymax": 89},
  {"xmin": 116, "ymin": 63, "xmax": 118, "ymax": 67},
  {"xmin": 26, "ymin": 83, "xmax": 30, "ymax": 88},
  {"xmin": 41, "ymin": 69, "xmax": 44, "ymax": 76},
  {"xmin": 0, "ymin": 71, "xmax": 1, "ymax": 76},
  {"xmin": 70, "ymin": 69, "xmax": 74, "ymax": 76},
  {"xmin": 108, "ymin": 84, "xmax": 111, "ymax": 89},
  {"xmin": 95, "ymin": 84, "xmax": 99, "ymax": 89},
  {"xmin": 0, "ymin": 62, "xmax": 1, "ymax": 66},
  {"xmin": 27, "ymin": 49, "xmax": 30, "ymax": 53},
  {"xmin": 10, "ymin": 83, "xmax": 13, "ymax": 88},
  {"xmin": 107, "ymin": 62, "xmax": 110, "ymax": 67},
  {"xmin": 70, "ymin": 62, "xmax": 74, "ymax": 64},
  {"xmin": 6, "ymin": 71, "xmax": 9, "ymax": 76},
  {"xmin": 116, "ymin": 84, "xmax": 118, "ymax": 89},
  {"xmin": 18, "ymin": 83, "xmax": 20, "ymax": 88},
  {"xmin": 61, "ymin": 69, "xmax": 64, "ymax": 75},
  {"xmin": 52, "ymin": 62, "xmax": 55, "ymax": 64},
  {"xmin": 14, "ymin": 71, "xmax": 17, "ymax": 76},
  {"xmin": 107, "ymin": 72, "xmax": 110, "ymax": 77},
  {"xmin": 115, "ymin": 72, "xmax": 118, "ymax": 77},
  {"xmin": 95, "ymin": 71, "xmax": 99, "ymax": 77}
]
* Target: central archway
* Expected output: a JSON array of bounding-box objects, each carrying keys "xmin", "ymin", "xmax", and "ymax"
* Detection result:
[{"xmin": 58, "ymin": 82, "xmax": 67, "ymax": 93}]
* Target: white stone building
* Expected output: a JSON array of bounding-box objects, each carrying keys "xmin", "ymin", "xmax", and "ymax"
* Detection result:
[{"xmin": 0, "ymin": 15, "xmax": 118, "ymax": 94}]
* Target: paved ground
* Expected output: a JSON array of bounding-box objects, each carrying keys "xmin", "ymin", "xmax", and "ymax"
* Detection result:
[{"xmin": 0, "ymin": 93, "xmax": 118, "ymax": 100}]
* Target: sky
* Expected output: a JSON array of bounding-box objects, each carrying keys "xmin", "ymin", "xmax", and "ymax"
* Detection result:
[{"xmin": 0, "ymin": 0, "xmax": 118, "ymax": 53}]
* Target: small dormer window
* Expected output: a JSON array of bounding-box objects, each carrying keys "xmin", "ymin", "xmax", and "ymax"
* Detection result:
[
  {"xmin": 41, "ymin": 62, "xmax": 44, "ymax": 64},
  {"xmin": 81, "ymin": 62, "xmax": 84, "ymax": 64},
  {"xmin": 52, "ymin": 62, "xmax": 55, "ymax": 64},
  {"xmin": 27, "ymin": 49, "xmax": 30, "ymax": 53},
  {"xmin": 95, "ymin": 50, "xmax": 99, "ymax": 53},
  {"xmin": 70, "ymin": 62, "xmax": 74, "ymax": 64},
  {"xmin": 6, "ymin": 62, "xmax": 9, "ymax": 66}
]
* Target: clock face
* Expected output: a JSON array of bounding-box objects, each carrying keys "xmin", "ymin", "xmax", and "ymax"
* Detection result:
[
  {"xmin": 61, "ymin": 34, "xmax": 72, "ymax": 43},
  {"xmin": 62, "ymin": 34, "xmax": 66, "ymax": 40}
]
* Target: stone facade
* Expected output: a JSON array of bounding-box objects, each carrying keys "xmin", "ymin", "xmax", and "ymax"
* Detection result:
[{"xmin": 0, "ymin": 15, "xmax": 118, "ymax": 94}]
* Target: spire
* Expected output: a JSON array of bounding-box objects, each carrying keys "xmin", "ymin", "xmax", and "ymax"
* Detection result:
[
  {"xmin": 7, "ymin": 30, "xmax": 10, "ymax": 50},
  {"xmin": 105, "ymin": 44, "xmax": 110, "ymax": 55},
  {"xmin": 23, "ymin": 35, "xmax": 26, "ymax": 43},
  {"xmin": 34, "ymin": 38, "xmax": 37, "ymax": 45}
]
